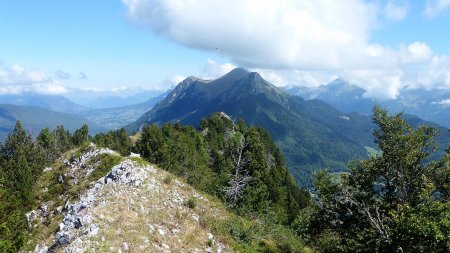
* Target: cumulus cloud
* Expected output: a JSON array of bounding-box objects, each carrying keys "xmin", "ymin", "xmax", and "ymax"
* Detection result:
[
  {"xmin": 123, "ymin": 0, "xmax": 378, "ymax": 70},
  {"xmin": 384, "ymin": 0, "xmax": 409, "ymax": 21},
  {"xmin": 435, "ymin": 99, "xmax": 450, "ymax": 106},
  {"xmin": 424, "ymin": 0, "xmax": 450, "ymax": 17},
  {"xmin": 201, "ymin": 59, "xmax": 236, "ymax": 79},
  {"xmin": 123, "ymin": 0, "xmax": 450, "ymax": 99},
  {"xmin": 0, "ymin": 64, "xmax": 68, "ymax": 95}
]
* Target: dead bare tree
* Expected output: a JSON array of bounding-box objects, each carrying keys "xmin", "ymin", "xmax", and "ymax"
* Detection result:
[
  {"xmin": 336, "ymin": 186, "xmax": 391, "ymax": 242},
  {"xmin": 224, "ymin": 134, "xmax": 252, "ymax": 203}
]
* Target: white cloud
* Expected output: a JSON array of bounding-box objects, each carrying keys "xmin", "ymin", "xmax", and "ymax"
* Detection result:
[
  {"xmin": 111, "ymin": 86, "xmax": 129, "ymax": 93},
  {"xmin": 81, "ymin": 87, "xmax": 106, "ymax": 92},
  {"xmin": 170, "ymin": 75, "xmax": 186, "ymax": 85},
  {"xmin": 201, "ymin": 59, "xmax": 236, "ymax": 79},
  {"xmin": 0, "ymin": 64, "xmax": 68, "ymax": 95},
  {"xmin": 424, "ymin": 0, "xmax": 450, "ymax": 17},
  {"xmin": 123, "ymin": 0, "xmax": 450, "ymax": 99},
  {"xmin": 123, "ymin": 0, "xmax": 377, "ymax": 70},
  {"xmin": 432, "ymin": 99, "xmax": 450, "ymax": 106},
  {"xmin": 31, "ymin": 83, "xmax": 69, "ymax": 95},
  {"xmin": 160, "ymin": 75, "xmax": 187, "ymax": 89},
  {"xmin": 400, "ymin": 42, "xmax": 433, "ymax": 63},
  {"xmin": 384, "ymin": 1, "xmax": 409, "ymax": 21}
]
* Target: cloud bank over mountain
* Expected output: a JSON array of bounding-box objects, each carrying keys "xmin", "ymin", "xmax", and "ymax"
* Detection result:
[{"xmin": 123, "ymin": 0, "xmax": 450, "ymax": 99}]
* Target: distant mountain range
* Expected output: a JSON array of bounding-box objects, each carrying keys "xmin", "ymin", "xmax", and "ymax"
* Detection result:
[
  {"xmin": 0, "ymin": 104, "xmax": 105, "ymax": 141},
  {"xmin": 284, "ymin": 79, "xmax": 450, "ymax": 127}
]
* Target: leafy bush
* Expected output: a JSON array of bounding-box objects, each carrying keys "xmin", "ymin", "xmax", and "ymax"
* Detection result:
[
  {"xmin": 299, "ymin": 107, "xmax": 450, "ymax": 252},
  {"xmin": 87, "ymin": 154, "xmax": 122, "ymax": 182},
  {"xmin": 184, "ymin": 196, "xmax": 197, "ymax": 209}
]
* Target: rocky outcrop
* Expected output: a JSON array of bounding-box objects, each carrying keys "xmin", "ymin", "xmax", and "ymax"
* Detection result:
[
  {"xmin": 30, "ymin": 145, "xmax": 229, "ymax": 253},
  {"xmin": 34, "ymin": 159, "xmax": 151, "ymax": 253}
]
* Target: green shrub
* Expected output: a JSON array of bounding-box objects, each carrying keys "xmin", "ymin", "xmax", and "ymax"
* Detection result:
[
  {"xmin": 88, "ymin": 154, "xmax": 122, "ymax": 182},
  {"xmin": 184, "ymin": 196, "xmax": 197, "ymax": 209}
]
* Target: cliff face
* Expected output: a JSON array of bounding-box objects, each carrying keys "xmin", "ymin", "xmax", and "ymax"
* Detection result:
[{"xmin": 25, "ymin": 145, "xmax": 234, "ymax": 253}]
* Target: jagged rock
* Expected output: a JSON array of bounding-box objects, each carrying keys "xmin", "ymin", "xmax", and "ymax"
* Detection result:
[
  {"xmin": 58, "ymin": 174, "xmax": 65, "ymax": 184},
  {"xmin": 26, "ymin": 202, "xmax": 52, "ymax": 227},
  {"xmin": 74, "ymin": 217, "xmax": 83, "ymax": 228},
  {"xmin": 123, "ymin": 242, "xmax": 129, "ymax": 251},
  {"xmin": 129, "ymin": 152, "xmax": 140, "ymax": 158},
  {"xmin": 85, "ymin": 223, "xmax": 99, "ymax": 237},
  {"xmin": 64, "ymin": 238, "xmax": 84, "ymax": 253},
  {"xmin": 34, "ymin": 244, "xmax": 48, "ymax": 253},
  {"xmin": 55, "ymin": 231, "xmax": 71, "ymax": 246},
  {"xmin": 43, "ymin": 167, "xmax": 53, "ymax": 172},
  {"xmin": 172, "ymin": 228, "xmax": 180, "ymax": 235},
  {"xmin": 192, "ymin": 213, "xmax": 200, "ymax": 223}
]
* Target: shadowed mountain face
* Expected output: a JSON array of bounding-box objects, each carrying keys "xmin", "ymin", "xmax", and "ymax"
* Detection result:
[{"xmin": 127, "ymin": 68, "xmax": 378, "ymax": 187}]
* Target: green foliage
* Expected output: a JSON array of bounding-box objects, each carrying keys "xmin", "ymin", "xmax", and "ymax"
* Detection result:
[
  {"xmin": 87, "ymin": 154, "xmax": 122, "ymax": 182},
  {"xmin": 0, "ymin": 121, "xmax": 46, "ymax": 251},
  {"xmin": 136, "ymin": 113, "xmax": 310, "ymax": 226},
  {"xmin": 162, "ymin": 174, "xmax": 172, "ymax": 184},
  {"xmin": 0, "ymin": 122, "xmax": 95, "ymax": 251},
  {"xmin": 93, "ymin": 128, "xmax": 131, "ymax": 156},
  {"xmin": 184, "ymin": 196, "xmax": 197, "ymax": 209},
  {"xmin": 210, "ymin": 214, "xmax": 307, "ymax": 252},
  {"xmin": 137, "ymin": 123, "xmax": 215, "ymax": 192},
  {"xmin": 72, "ymin": 124, "xmax": 89, "ymax": 146},
  {"xmin": 53, "ymin": 125, "xmax": 73, "ymax": 152},
  {"xmin": 299, "ymin": 107, "xmax": 450, "ymax": 252}
]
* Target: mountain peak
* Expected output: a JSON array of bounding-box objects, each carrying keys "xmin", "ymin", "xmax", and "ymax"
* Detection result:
[
  {"xmin": 228, "ymin": 67, "xmax": 249, "ymax": 75},
  {"xmin": 219, "ymin": 68, "xmax": 249, "ymax": 82}
]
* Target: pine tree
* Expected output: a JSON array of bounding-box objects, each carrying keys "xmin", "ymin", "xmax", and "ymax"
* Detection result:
[{"xmin": 72, "ymin": 124, "xmax": 89, "ymax": 146}]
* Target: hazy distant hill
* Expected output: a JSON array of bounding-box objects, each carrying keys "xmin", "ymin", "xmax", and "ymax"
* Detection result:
[
  {"xmin": 83, "ymin": 90, "xmax": 165, "ymax": 108},
  {"xmin": 0, "ymin": 93, "xmax": 89, "ymax": 114},
  {"xmin": 80, "ymin": 92, "xmax": 168, "ymax": 129},
  {"xmin": 0, "ymin": 91, "xmax": 167, "ymax": 130},
  {"xmin": 0, "ymin": 104, "xmax": 105, "ymax": 141},
  {"xmin": 285, "ymin": 79, "xmax": 450, "ymax": 127}
]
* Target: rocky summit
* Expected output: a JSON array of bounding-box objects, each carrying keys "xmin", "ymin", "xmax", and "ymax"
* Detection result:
[{"xmin": 25, "ymin": 145, "xmax": 232, "ymax": 253}]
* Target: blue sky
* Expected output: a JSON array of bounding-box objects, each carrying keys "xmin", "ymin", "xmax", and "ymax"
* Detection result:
[{"xmin": 0, "ymin": 0, "xmax": 450, "ymax": 99}]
